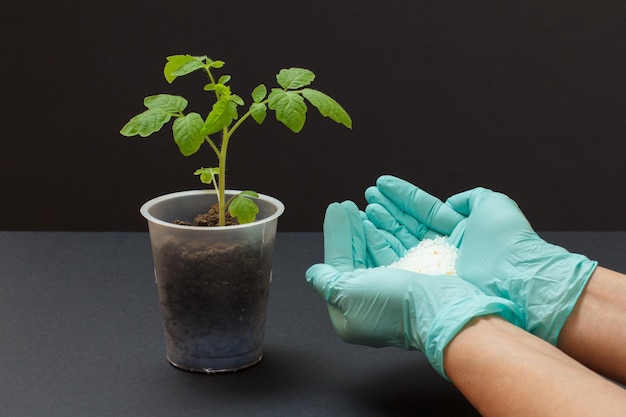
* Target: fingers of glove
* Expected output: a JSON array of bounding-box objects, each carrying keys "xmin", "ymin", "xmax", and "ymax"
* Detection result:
[
  {"xmin": 364, "ymin": 201, "xmax": 432, "ymax": 245},
  {"xmin": 323, "ymin": 203, "xmax": 355, "ymax": 272},
  {"xmin": 305, "ymin": 264, "xmax": 389, "ymax": 347},
  {"xmin": 446, "ymin": 188, "xmax": 532, "ymax": 232},
  {"xmin": 445, "ymin": 187, "xmax": 491, "ymax": 216},
  {"xmin": 374, "ymin": 175, "xmax": 465, "ymax": 236},
  {"xmin": 327, "ymin": 302, "xmax": 410, "ymax": 349},
  {"xmin": 362, "ymin": 218, "xmax": 406, "ymax": 266},
  {"xmin": 327, "ymin": 303, "xmax": 371, "ymax": 346},
  {"xmin": 305, "ymin": 263, "xmax": 344, "ymax": 303},
  {"xmin": 325, "ymin": 286, "xmax": 412, "ymax": 349},
  {"xmin": 446, "ymin": 217, "xmax": 466, "ymax": 248},
  {"xmin": 323, "ymin": 201, "xmax": 367, "ymax": 272},
  {"xmin": 340, "ymin": 201, "xmax": 368, "ymax": 268},
  {"xmin": 326, "ymin": 304, "xmax": 350, "ymax": 339},
  {"xmin": 365, "ymin": 187, "xmax": 431, "ymax": 242}
]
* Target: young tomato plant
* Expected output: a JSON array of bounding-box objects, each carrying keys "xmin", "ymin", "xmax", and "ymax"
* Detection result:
[{"xmin": 121, "ymin": 54, "xmax": 352, "ymax": 226}]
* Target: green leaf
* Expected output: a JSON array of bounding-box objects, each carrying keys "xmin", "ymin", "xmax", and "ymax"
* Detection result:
[
  {"xmin": 228, "ymin": 194, "xmax": 259, "ymax": 224},
  {"xmin": 194, "ymin": 167, "xmax": 219, "ymax": 184},
  {"xmin": 268, "ymin": 89, "xmax": 307, "ymax": 133},
  {"xmin": 231, "ymin": 94, "xmax": 244, "ymax": 106},
  {"xmin": 239, "ymin": 190, "xmax": 259, "ymax": 198},
  {"xmin": 120, "ymin": 109, "xmax": 172, "ymax": 137},
  {"xmin": 218, "ymin": 75, "xmax": 231, "ymax": 84},
  {"xmin": 202, "ymin": 96, "xmax": 239, "ymax": 136},
  {"xmin": 213, "ymin": 84, "xmax": 231, "ymax": 96},
  {"xmin": 172, "ymin": 113, "xmax": 205, "ymax": 156},
  {"xmin": 302, "ymin": 89, "xmax": 352, "ymax": 129},
  {"xmin": 164, "ymin": 55, "xmax": 206, "ymax": 83},
  {"xmin": 250, "ymin": 102, "xmax": 267, "ymax": 124},
  {"xmin": 252, "ymin": 84, "xmax": 267, "ymax": 103},
  {"xmin": 276, "ymin": 68, "xmax": 315, "ymax": 90},
  {"xmin": 144, "ymin": 94, "xmax": 188, "ymax": 113},
  {"xmin": 207, "ymin": 59, "xmax": 225, "ymax": 69}
]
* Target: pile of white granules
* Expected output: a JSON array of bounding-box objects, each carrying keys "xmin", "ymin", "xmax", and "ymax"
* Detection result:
[{"xmin": 387, "ymin": 236, "xmax": 458, "ymax": 275}]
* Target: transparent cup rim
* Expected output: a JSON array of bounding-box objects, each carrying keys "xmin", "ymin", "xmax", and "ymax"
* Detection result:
[{"xmin": 140, "ymin": 189, "xmax": 285, "ymax": 230}]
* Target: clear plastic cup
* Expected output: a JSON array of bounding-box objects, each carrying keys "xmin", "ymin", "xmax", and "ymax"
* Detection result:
[{"xmin": 141, "ymin": 190, "xmax": 284, "ymax": 373}]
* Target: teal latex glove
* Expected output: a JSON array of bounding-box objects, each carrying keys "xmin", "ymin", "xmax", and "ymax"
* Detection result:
[
  {"xmin": 365, "ymin": 175, "xmax": 598, "ymax": 345},
  {"xmin": 363, "ymin": 176, "xmax": 466, "ymax": 255},
  {"xmin": 305, "ymin": 200, "xmax": 523, "ymax": 378}
]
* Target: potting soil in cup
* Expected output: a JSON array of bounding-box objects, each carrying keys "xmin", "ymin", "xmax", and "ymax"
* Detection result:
[{"xmin": 387, "ymin": 236, "xmax": 458, "ymax": 275}]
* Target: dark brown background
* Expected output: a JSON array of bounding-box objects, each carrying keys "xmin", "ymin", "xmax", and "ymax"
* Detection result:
[{"xmin": 2, "ymin": 0, "xmax": 625, "ymax": 231}]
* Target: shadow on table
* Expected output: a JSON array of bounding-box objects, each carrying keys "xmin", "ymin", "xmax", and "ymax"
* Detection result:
[
  {"xmin": 159, "ymin": 345, "xmax": 324, "ymax": 397},
  {"xmin": 344, "ymin": 362, "xmax": 480, "ymax": 417},
  {"xmin": 154, "ymin": 343, "xmax": 479, "ymax": 416}
]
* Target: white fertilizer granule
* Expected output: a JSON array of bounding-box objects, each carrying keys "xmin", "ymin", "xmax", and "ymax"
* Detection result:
[{"xmin": 387, "ymin": 236, "xmax": 458, "ymax": 275}]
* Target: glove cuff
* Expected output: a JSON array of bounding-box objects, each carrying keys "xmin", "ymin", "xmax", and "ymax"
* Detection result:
[
  {"xmin": 424, "ymin": 296, "xmax": 524, "ymax": 380},
  {"xmin": 542, "ymin": 256, "xmax": 598, "ymax": 345}
]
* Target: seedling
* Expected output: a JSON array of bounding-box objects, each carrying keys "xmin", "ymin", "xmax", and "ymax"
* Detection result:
[{"xmin": 121, "ymin": 54, "xmax": 352, "ymax": 226}]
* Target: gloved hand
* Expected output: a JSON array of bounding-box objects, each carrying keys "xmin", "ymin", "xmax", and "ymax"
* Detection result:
[
  {"xmin": 305, "ymin": 200, "xmax": 523, "ymax": 378},
  {"xmin": 365, "ymin": 175, "xmax": 598, "ymax": 345},
  {"xmin": 363, "ymin": 176, "xmax": 466, "ymax": 265}
]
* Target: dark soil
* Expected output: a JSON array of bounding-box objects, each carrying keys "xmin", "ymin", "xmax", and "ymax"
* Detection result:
[
  {"xmin": 153, "ymin": 232, "xmax": 275, "ymax": 368},
  {"xmin": 174, "ymin": 203, "xmax": 239, "ymax": 227}
]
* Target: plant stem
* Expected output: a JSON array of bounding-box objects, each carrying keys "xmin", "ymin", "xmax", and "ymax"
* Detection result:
[
  {"xmin": 204, "ymin": 65, "xmax": 270, "ymax": 226},
  {"xmin": 205, "ymin": 137, "xmax": 220, "ymax": 156},
  {"xmin": 215, "ymin": 105, "xmax": 261, "ymax": 226},
  {"xmin": 218, "ymin": 127, "xmax": 228, "ymax": 226},
  {"xmin": 203, "ymin": 65, "xmax": 227, "ymax": 226}
]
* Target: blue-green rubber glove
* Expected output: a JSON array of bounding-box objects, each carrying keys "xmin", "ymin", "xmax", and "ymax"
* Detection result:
[
  {"xmin": 305, "ymin": 200, "xmax": 523, "ymax": 378},
  {"xmin": 365, "ymin": 175, "xmax": 598, "ymax": 345},
  {"xmin": 363, "ymin": 176, "xmax": 466, "ymax": 256}
]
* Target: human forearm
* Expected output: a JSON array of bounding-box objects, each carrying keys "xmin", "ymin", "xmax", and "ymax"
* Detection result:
[
  {"xmin": 558, "ymin": 266, "xmax": 626, "ymax": 385},
  {"xmin": 444, "ymin": 316, "xmax": 626, "ymax": 417}
]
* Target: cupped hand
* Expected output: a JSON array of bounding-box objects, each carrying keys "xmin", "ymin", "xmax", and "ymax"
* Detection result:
[
  {"xmin": 365, "ymin": 175, "xmax": 597, "ymax": 344},
  {"xmin": 306, "ymin": 200, "xmax": 523, "ymax": 377}
]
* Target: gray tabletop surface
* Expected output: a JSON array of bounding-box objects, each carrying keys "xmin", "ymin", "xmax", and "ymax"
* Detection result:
[{"xmin": 1, "ymin": 231, "xmax": 625, "ymax": 417}]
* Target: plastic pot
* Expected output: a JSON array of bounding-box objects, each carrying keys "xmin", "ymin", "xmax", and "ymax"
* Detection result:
[{"xmin": 140, "ymin": 190, "xmax": 284, "ymax": 373}]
